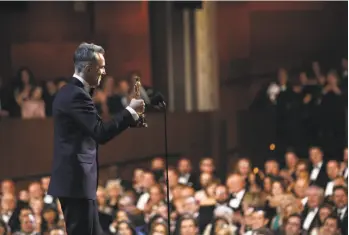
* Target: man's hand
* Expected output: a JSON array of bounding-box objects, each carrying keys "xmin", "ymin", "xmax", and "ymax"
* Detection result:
[{"xmin": 129, "ymin": 98, "xmax": 145, "ymax": 113}]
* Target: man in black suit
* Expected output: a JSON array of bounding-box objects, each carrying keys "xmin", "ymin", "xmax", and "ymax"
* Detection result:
[
  {"xmin": 177, "ymin": 158, "xmax": 199, "ymax": 190},
  {"xmin": 308, "ymin": 146, "xmax": 328, "ymax": 188},
  {"xmin": 301, "ymin": 186, "xmax": 323, "ymax": 233},
  {"xmin": 333, "ymin": 186, "xmax": 348, "ymax": 235},
  {"xmin": 48, "ymin": 42, "xmax": 145, "ymax": 235}
]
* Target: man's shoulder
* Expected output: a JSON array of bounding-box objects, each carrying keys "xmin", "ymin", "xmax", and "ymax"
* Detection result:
[
  {"xmin": 53, "ymin": 84, "xmax": 88, "ymax": 113},
  {"xmin": 55, "ymin": 84, "xmax": 86, "ymax": 102}
]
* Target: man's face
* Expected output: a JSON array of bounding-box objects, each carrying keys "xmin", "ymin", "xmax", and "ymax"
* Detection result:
[
  {"xmin": 200, "ymin": 159, "xmax": 214, "ymax": 174},
  {"xmin": 294, "ymin": 179, "xmax": 308, "ymax": 198},
  {"xmin": 21, "ymin": 216, "xmax": 35, "ymax": 233},
  {"xmin": 326, "ymin": 161, "xmax": 339, "ymax": 180},
  {"xmin": 251, "ymin": 211, "xmax": 268, "ymax": 230},
  {"xmin": 226, "ymin": 174, "xmax": 244, "ymax": 193},
  {"xmin": 19, "ymin": 209, "xmax": 32, "ymax": 220},
  {"xmin": 199, "ymin": 173, "xmax": 212, "ymax": 188},
  {"xmin": 285, "ymin": 216, "xmax": 301, "ymax": 235},
  {"xmin": 150, "ymin": 186, "xmax": 163, "ymax": 204},
  {"xmin": 309, "ymin": 148, "xmax": 323, "ymax": 164},
  {"xmin": 322, "ymin": 218, "xmax": 339, "ymax": 235},
  {"xmin": 285, "ymin": 153, "xmax": 298, "ymax": 168},
  {"xmin": 237, "ymin": 159, "xmax": 250, "ymax": 176},
  {"xmin": 180, "ymin": 219, "xmax": 197, "ymax": 235},
  {"xmin": 307, "ymin": 188, "xmax": 321, "ymax": 208},
  {"xmin": 1, "ymin": 180, "xmax": 15, "ymax": 195},
  {"xmin": 133, "ymin": 169, "xmax": 144, "ymax": 184},
  {"xmin": 265, "ymin": 160, "xmax": 279, "ymax": 176},
  {"xmin": 178, "ymin": 159, "xmax": 191, "ymax": 174},
  {"xmin": 142, "ymin": 173, "xmax": 155, "ymax": 189},
  {"xmin": 18, "ymin": 190, "xmax": 29, "ymax": 202},
  {"xmin": 1, "ymin": 193, "xmax": 16, "ymax": 211},
  {"xmin": 215, "ymin": 185, "xmax": 228, "ymax": 203},
  {"xmin": 333, "ymin": 189, "xmax": 347, "ymax": 209},
  {"xmin": 319, "ymin": 207, "xmax": 332, "ymax": 223},
  {"xmin": 183, "ymin": 197, "xmax": 198, "ymax": 214},
  {"xmin": 41, "ymin": 177, "xmax": 50, "ymax": 192},
  {"xmin": 85, "ymin": 53, "xmax": 106, "ymax": 86},
  {"xmin": 151, "ymin": 158, "xmax": 165, "ymax": 170},
  {"xmin": 29, "ymin": 183, "xmax": 43, "ymax": 199},
  {"xmin": 277, "ymin": 68, "xmax": 288, "ymax": 85}
]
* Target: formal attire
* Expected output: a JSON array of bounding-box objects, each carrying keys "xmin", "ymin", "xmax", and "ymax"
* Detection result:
[
  {"xmin": 178, "ymin": 172, "xmax": 199, "ymax": 190},
  {"xmin": 337, "ymin": 206, "xmax": 348, "ymax": 235},
  {"xmin": 228, "ymin": 189, "xmax": 246, "ymax": 211},
  {"xmin": 48, "ymin": 75, "xmax": 138, "ymax": 235},
  {"xmin": 301, "ymin": 206, "xmax": 319, "ymax": 232},
  {"xmin": 309, "ymin": 161, "xmax": 328, "ymax": 188}
]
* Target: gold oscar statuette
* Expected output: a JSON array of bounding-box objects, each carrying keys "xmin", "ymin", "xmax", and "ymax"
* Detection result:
[{"xmin": 133, "ymin": 76, "xmax": 148, "ymax": 128}]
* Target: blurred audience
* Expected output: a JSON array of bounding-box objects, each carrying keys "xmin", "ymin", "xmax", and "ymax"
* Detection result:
[{"xmin": 0, "ymin": 144, "xmax": 348, "ymax": 234}]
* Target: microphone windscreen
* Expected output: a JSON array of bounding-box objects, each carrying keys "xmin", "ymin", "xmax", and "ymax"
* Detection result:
[{"xmin": 150, "ymin": 93, "xmax": 165, "ymax": 106}]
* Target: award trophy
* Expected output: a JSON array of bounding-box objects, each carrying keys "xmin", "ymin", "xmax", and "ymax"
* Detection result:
[{"xmin": 133, "ymin": 76, "xmax": 148, "ymax": 128}]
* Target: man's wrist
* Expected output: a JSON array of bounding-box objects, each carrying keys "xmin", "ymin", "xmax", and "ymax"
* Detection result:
[{"xmin": 126, "ymin": 106, "xmax": 139, "ymax": 121}]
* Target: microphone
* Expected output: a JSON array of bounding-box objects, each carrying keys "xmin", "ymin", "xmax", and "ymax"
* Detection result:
[{"xmin": 146, "ymin": 93, "xmax": 166, "ymax": 110}]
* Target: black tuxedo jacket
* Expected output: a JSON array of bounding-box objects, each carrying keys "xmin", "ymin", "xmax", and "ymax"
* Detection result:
[
  {"xmin": 336, "ymin": 206, "xmax": 348, "ymax": 235},
  {"xmin": 301, "ymin": 206, "xmax": 320, "ymax": 232},
  {"xmin": 309, "ymin": 162, "xmax": 329, "ymax": 189},
  {"xmin": 48, "ymin": 77, "xmax": 136, "ymax": 199}
]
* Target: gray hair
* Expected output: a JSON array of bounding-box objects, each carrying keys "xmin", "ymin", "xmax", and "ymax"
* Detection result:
[
  {"xmin": 73, "ymin": 42, "xmax": 105, "ymax": 72},
  {"xmin": 306, "ymin": 185, "xmax": 324, "ymax": 200}
]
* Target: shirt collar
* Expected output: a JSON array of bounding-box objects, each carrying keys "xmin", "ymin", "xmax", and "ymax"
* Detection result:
[
  {"xmin": 73, "ymin": 74, "xmax": 90, "ymax": 92},
  {"xmin": 314, "ymin": 161, "xmax": 323, "ymax": 169},
  {"xmin": 234, "ymin": 189, "xmax": 246, "ymax": 199}
]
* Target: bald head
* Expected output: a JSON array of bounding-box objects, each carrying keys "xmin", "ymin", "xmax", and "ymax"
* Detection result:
[{"xmin": 226, "ymin": 173, "xmax": 245, "ymax": 193}]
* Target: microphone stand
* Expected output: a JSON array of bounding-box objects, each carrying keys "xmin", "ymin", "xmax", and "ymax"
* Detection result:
[{"xmin": 162, "ymin": 103, "xmax": 171, "ymax": 233}]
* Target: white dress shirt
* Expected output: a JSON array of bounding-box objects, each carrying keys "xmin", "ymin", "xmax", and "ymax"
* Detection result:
[
  {"xmin": 310, "ymin": 161, "xmax": 323, "ymax": 181},
  {"xmin": 303, "ymin": 207, "xmax": 318, "ymax": 231},
  {"xmin": 1, "ymin": 211, "xmax": 13, "ymax": 223},
  {"xmin": 178, "ymin": 173, "xmax": 190, "ymax": 185},
  {"xmin": 229, "ymin": 189, "xmax": 245, "ymax": 209},
  {"xmin": 136, "ymin": 192, "xmax": 150, "ymax": 211},
  {"xmin": 73, "ymin": 74, "xmax": 139, "ymax": 120},
  {"xmin": 44, "ymin": 193, "xmax": 54, "ymax": 204},
  {"xmin": 301, "ymin": 197, "xmax": 308, "ymax": 206},
  {"xmin": 325, "ymin": 181, "xmax": 334, "ymax": 196},
  {"xmin": 338, "ymin": 206, "xmax": 347, "ymax": 220}
]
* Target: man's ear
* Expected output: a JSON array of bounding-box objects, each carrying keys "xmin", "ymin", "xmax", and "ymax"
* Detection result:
[{"xmin": 85, "ymin": 64, "xmax": 92, "ymax": 72}]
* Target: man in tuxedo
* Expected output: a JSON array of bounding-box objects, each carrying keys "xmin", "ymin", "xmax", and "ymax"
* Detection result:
[
  {"xmin": 308, "ymin": 146, "xmax": 328, "ymax": 188},
  {"xmin": 226, "ymin": 173, "xmax": 246, "ymax": 211},
  {"xmin": 301, "ymin": 186, "xmax": 323, "ymax": 232},
  {"xmin": 333, "ymin": 186, "xmax": 348, "ymax": 235},
  {"xmin": 48, "ymin": 42, "xmax": 145, "ymax": 235},
  {"xmin": 177, "ymin": 158, "xmax": 199, "ymax": 189}
]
